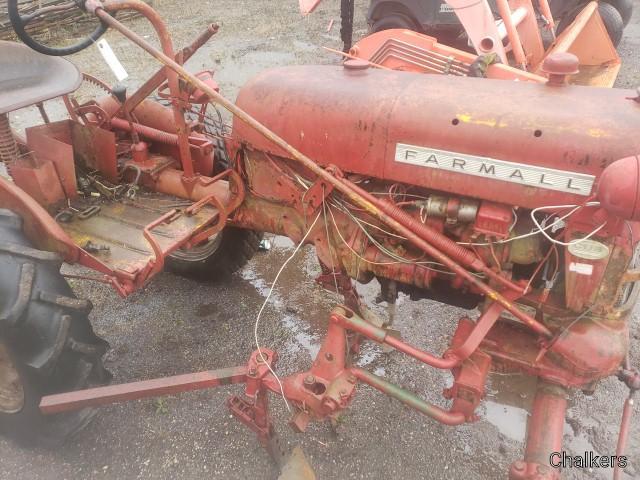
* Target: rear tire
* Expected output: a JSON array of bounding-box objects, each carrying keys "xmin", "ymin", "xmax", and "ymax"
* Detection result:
[
  {"xmin": 557, "ymin": 2, "xmax": 624, "ymax": 47},
  {"xmin": 0, "ymin": 209, "xmax": 110, "ymax": 447},
  {"xmin": 602, "ymin": 0, "xmax": 633, "ymax": 26},
  {"xmin": 167, "ymin": 228, "xmax": 263, "ymax": 282},
  {"xmin": 371, "ymin": 13, "xmax": 418, "ymax": 33},
  {"xmin": 597, "ymin": 2, "xmax": 625, "ymax": 46}
]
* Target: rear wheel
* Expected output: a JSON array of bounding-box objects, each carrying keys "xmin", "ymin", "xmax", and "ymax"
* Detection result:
[
  {"xmin": 557, "ymin": 2, "xmax": 624, "ymax": 47},
  {"xmin": 371, "ymin": 13, "xmax": 418, "ymax": 33},
  {"xmin": 602, "ymin": 0, "xmax": 633, "ymax": 26},
  {"xmin": 0, "ymin": 209, "xmax": 110, "ymax": 446},
  {"xmin": 167, "ymin": 228, "xmax": 263, "ymax": 281}
]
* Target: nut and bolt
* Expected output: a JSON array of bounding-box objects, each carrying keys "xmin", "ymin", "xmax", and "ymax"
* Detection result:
[{"xmin": 304, "ymin": 374, "xmax": 316, "ymax": 386}]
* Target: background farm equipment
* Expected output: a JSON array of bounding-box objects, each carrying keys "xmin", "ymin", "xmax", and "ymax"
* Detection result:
[
  {"xmin": 365, "ymin": 0, "xmax": 633, "ymax": 46},
  {"xmin": 305, "ymin": 0, "xmax": 626, "ymax": 86},
  {"xmin": 1, "ymin": 0, "xmax": 639, "ymax": 479}
]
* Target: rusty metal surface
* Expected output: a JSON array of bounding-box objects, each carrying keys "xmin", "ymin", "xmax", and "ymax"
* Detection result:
[
  {"xmin": 234, "ymin": 65, "xmax": 640, "ymax": 211},
  {"xmin": 0, "ymin": 176, "xmax": 80, "ymax": 261},
  {"xmin": 40, "ymin": 365, "xmax": 247, "ymax": 414},
  {"xmin": 25, "ymin": 121, "xmax": 78, "ymax": 198},
  {"xmin": 351, "ymin": 29, "xmax": 547, "ymax": 81},
  {"xmin": 59, "ymin": 193, "xmax": 220, "ymax": 274},
  {"xmin": 0, "ymin": 342, "xmax": 24, "ymax": 414},
  {"xmin": 0, "ymin": 41, "xmax": 82, "ymax": 114},
  {"xmin": 278, "ymin": 446, "xmax": 316, "ymax": 480},
  {"xmin": 509, "ymin": 382, "xmax": 567, "ymax": 480}
]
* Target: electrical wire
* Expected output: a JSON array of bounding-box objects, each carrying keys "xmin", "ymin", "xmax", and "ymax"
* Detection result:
[
  {"xmin": 530, "ymin": 202, "xmax": 606, "ymax": 246},
  {"xmin": 327, "ymin": 200, "xmax": 462, "ymax": 275},
  {"xmin": 322, "ymin": 187, "xmax": 340, "ymax": 294},
  {"xmin": 457, "ymin": 203, "xmax": 588, "ymax": 246},
  {"xmin": 254, "ymin": 211, "xmax": 322, "ymax": 413}
]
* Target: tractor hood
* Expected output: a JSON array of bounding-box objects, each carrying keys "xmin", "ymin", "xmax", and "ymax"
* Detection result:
[{"xmin": 233, "ymin": 64, "xmax": 640, "ymax": 209}]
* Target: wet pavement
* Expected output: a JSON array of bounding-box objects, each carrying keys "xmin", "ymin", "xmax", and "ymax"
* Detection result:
[{"xmin": 2, "ymin": 0, "xmax": 640, "ymax": 479}]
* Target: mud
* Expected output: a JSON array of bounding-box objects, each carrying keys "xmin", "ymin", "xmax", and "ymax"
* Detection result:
[{"xmin": 2, "ymin": 1, "xmax": 640, "ymax": 479}]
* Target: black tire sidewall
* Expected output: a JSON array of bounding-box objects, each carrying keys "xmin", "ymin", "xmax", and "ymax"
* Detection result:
[
  {"xmin": 602, "ymin": 0, "xmax": 633, "ymax": 26},
  {"xmin": 371, "ymin": 13, "xmax": 418, "ymax": 33},
  {"xmin": 557, "ymin": 2, "xmax": 624, "ymax": 47}
]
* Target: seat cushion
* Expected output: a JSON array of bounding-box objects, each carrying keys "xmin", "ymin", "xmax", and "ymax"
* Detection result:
[{"xmin": 0, "ymin": 41, "xmax": 82, "ymax": 114}]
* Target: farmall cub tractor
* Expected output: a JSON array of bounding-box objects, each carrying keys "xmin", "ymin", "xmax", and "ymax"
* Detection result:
[{"xmin": 0, "ymin": 0, "xmax": 639, "ymax": 479}]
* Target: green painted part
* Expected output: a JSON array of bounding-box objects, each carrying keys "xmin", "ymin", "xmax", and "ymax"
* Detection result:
[
  {"xmin": 352, "ymin": 368, "xmax": 466, "ymax": 425},
  {"xmin": 341, "ymin": 313, "xmax": 387, "ymax": 343}
]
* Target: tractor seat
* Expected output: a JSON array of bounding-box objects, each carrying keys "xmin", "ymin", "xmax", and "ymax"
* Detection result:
[{"xmin": 0, "ymin": 41, "xmax": 82, "ymax": 115}]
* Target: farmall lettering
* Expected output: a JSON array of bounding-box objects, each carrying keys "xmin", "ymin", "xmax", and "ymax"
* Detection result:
[{"xmin": 395, "ymin": 144, "xmax": 595, "ymax": 195}]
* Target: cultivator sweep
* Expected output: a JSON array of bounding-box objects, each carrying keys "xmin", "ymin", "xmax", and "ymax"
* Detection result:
[{"xmin": 0, "ymin": 0, "xmax": 639, "ymax": 479}]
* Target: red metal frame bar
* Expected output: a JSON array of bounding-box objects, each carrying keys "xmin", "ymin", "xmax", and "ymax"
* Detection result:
[
  {"xmin": 510, "ymin": 382, "xmax": 567, "ymax": 480},
  {"xmin": 40, "ymin": 366, "xmax": 247, "ymax": 414}
]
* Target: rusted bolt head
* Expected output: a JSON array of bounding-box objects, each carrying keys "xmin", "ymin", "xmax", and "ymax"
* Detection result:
[
  {"xmin": 512, "ymin": 460, "xmax": 526, "ymax": 472},
  {"xmin": 322, "ymin": 398, "xmax": 337, "ymax": 412},
  {"xmin": 343, "ymin": 59, "xmax": 369, "ymax": 71},
  {"xmin": 541, "ymin": 53, "xmax": 579, "ymax": 86},
  {"xmin": 325, "ymin": 352, "xmax": 334, "ymax": 361},
  {"xmin": 304, "ymin": 374, "xmax": 315, "ymax": 386}
]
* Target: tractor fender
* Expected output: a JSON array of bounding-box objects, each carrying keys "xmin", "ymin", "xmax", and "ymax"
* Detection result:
[{"xmin": 0, "ymin": 176, "xmax": 80, "ymax": 263}]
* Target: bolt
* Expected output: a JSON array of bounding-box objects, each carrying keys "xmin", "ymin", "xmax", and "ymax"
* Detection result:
[
  {"xmin": 512, "ymin": 461, "xmax": 526, "ymax": 472},
  {"xmin": 325, "ymin": 352, "xmax": 334, "ymax": 361},
  {"xmin": 304, "ymin": 374, "xmax": 315, "ymax": 386},
  {"xmin": 248, "ymin": 367, "xmax": 257, "ymax": 376},
  {"xmin": 322, "ymin": 398, "xmax": 337, "ymax": 412}
]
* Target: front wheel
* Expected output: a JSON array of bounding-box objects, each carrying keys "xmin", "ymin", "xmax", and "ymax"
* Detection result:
[
  {"xmin": 0, "ymin": 210, "xmax": 110, "ymax": 446},
  {"xmin": 167, "ymin": 228, "xmax": 263, "ymax": 281}
]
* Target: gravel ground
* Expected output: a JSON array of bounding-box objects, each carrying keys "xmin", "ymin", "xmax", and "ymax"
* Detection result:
[{"xmin": 2, "ymin": 1, "xmax": 640, "ymax": 479}]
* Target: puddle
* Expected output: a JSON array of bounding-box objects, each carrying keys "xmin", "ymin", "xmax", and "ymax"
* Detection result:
[
  {"xmin": 240, "ymin": 264, "xmax": 323, "ymax": 360},
  {"xmin": 270, "ymin": 235, "xmax": 295, "ymax": 250},
  {"xmin": 481, "ymin": 374, "xmax": 535, "ymax": 443},
  {"xmin": 373, "ymin": 366, "xmax": 386, "ymax": 376},
  {"xmin": 356, "ymin": 343, "xmax": 382, "ymax": 367},
  {"xmin": 280, "ymin": 314, "xmax": 321, "ymax": 358},
  {"xmin": 481, "ymin": 400, "xmax": 529, "ymax": 443}
]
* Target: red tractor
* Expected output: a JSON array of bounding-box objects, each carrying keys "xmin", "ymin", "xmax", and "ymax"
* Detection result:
[{"xmin": 0, "ymin": 0, "xmax": 638, "ymax": 478}]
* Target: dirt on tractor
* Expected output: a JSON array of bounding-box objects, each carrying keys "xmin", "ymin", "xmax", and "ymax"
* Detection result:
[{"xmin": 1, "ymin": 1, "xmax": 639, "ymax": 479}]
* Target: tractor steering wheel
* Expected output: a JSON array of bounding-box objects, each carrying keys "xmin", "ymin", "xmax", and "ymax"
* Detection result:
[{"xmin": 8, "ymin": 0, "xmax": 108, "ymax": 56}]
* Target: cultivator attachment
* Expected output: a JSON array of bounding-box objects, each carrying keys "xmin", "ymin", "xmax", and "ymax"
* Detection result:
[{"xmin": 39, "ymin": 304, "xmax": 639, "ymax": 480}]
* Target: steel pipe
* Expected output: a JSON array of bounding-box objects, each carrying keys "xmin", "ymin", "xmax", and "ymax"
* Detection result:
[{"xmin": 351, "ymin": 367, "xmax": 466, "ymax": 426}]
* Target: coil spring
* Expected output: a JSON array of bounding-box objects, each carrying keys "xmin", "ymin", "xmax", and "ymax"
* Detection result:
[{"xmin": 0, "ymin": 114, "xmax": 19, "ymax": 164}]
